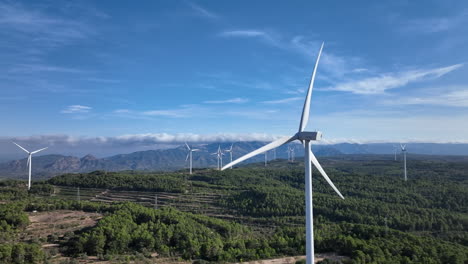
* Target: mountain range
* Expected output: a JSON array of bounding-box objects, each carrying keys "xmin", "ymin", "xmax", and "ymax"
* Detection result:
[{"xmin": 1, "ymin": 142, "xmax": 468, "ymax": 179}]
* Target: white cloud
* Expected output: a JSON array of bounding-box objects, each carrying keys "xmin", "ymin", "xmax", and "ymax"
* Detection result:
[
  {"xmin": 402, "ymin": 10, "xmax": 468, "ymax": 34},
  {"xmin": 388, "ymin": 87, "xmax": 468, "ymax": 107},
  {"xmin": 188, "ymin": 2, "xmax": 219, "ymax": 19},
  {"xmin": 203, "ymin": 97, "xmax": 249, "ymax": 104},
  {"xmin": 61, "ymin": 105, "xmax": 92, "ymax": 114},
  {"xmin": 262, "ymin": 97, "xmax": 303, "ymax": 104},
  {"xmin": 113, "ymin": 109, "xmax": 130, "ymax": 113},
  {"xmin": 0, "ymin": 2, "xmax": 94, "ymax": 46},
  {"xmin": 219, "ymin": 30, "xmax": 281, "ymax": 47},
  {"xmin": 326, "ymin": 64, "xmax": 463, "ymax": 94}
]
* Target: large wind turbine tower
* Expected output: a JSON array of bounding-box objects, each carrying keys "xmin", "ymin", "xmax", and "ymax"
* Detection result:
[
  {"xmin": 221, "ymin": 43, "xmax": 344, "ymax": 264},
  {"xmin": 185, "ymin": 143, "xmax": 199, "ymax": 174},
  {"xmin": 211, "ymin": 145, "xmax": 224, "ymax": 170},
  {"xmin": 401, "ymin": 144, "xmax": 407, "ymax": 181},
  {"xmin": 225, "ymin": 144, "xmax": 234, "ymax": 169},
  {"xmin": 12, "ymin": 142, "xmax": 48, "ymax": 190}
]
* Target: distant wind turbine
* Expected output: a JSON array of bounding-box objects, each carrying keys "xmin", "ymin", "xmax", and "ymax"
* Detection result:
[
  {"xmin": 264, "ymin": 151, "xmax": 268, "ymax": 167},
  {"xmin": 12, "ymin": 142, "xmax": 48, "ymax": 190},
  {"xmin": 290, "ymin": 146, "xmax": 295, "ymax": 162},
  {"xmin": 211, "ymin": 145, "xmax": 224, "ymax": 170},
  {"xmin": 185, "ymin": 143, "xmax": 199, "ymax": 174},
  {"xmin": 401, "ymin": 144, "xmax": 407, "ymax": 181},
  {"xmin": 221, "ymin": 43, "xmax": 344, "ymax": 264},
  {"xmin": 393, "ymin": 144, "xmax": 398, "ymax": 161},
  {"xmin": 225, "ymin": 144, "xmax": 234, "ymax": 169}
]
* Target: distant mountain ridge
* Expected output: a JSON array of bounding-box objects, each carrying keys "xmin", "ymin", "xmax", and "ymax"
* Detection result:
[{"xmin": 1, "ymin": 142, "xmax": 468, "ymax": 179}]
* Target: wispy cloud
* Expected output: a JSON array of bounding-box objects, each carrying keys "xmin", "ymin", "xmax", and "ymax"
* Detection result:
[
  {"xmin": 142, "ymin": 105, "xmax": 203, "ymax": 118},
  {"xmin": 203, "ymin": 97, "xmax": 249, "ymax": 104},
  {"xmin": 387, "ymin": 87, "xmax": 468, "ymax": 107},
  {"xmin": 0, "ymin": 2, "xmax": 94, "ymax": 46},
  {"xmin": 325, "ymin": 64, "xmax": 463, "ymax": 94},
  {"xmin": 219, "ymin": 31, "xmax": 362, "ymax": 78},
  {"xmin": 219, "ymin": 30, "xmax": 281, "ymax": 47},
  {"xmin": 262, "ymin": 97, "xmax": 303, "ymax": 104},
  {"xmin": 402, "ymin": 10, "xmax": 468, "ymax": 34},
  {"xmin": 9, "ymin": 64, "xmax": 87, "ymax": 74},
  {"xmin": 188, "ymin": 2, "xmax": 219, "ymax": 19},
  {"xmin": 61, "ymin": 105, "xmax": 92, "ymax": 114},
  {"xmin": 83, "ymin": 78, "xmax": 121, "ymax": 83}
]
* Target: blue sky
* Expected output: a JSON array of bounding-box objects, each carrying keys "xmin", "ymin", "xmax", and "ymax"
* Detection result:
[{"xmin": 1, "ymin": 0, "xmax": 468, "ymax": 157}]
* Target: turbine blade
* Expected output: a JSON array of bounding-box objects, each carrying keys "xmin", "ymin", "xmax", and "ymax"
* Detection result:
[
  {"xmin": 298, "ymin": 42, "xmax": 324, "ymax": 132},
  {"xmin": 27, "ymin": 155, "xmax": 31, "ymax": 166},
  {"xmin": 185, "ymin": 153, "xmax": 190, "ymax": 162},
  {"xmin": 310, "ymin": 150, "xmax": 344, "ymax": 199},
  {"xmin": 31, "ymin": 147, "xmax": 48, "ymax": 154},
  {"xmin": 221, "ymin": 135, "xmax": 297, "ymax": 170},
  {"xmin": 192, "ymin": 149, "xmax": 200, "ymax": 151},
  {"xmin": 13, "ymin": 142, "xmax": 29, "ymax": 153},
  {"xmin": 185, "ymin": 142, "xmax": 190, "ymax": 150}
]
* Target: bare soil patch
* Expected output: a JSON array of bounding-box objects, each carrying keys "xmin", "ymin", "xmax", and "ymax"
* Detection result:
[{"xmin": 24, "ymin": 210, "xmax": 102, "ymax": 241}]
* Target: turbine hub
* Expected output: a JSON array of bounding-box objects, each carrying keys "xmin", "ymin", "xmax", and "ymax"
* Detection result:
[{"xmin": 296, "ymin": 131, "xmax": 322, "ymax": 141}]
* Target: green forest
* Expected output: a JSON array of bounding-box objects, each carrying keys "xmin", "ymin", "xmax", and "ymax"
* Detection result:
[{"xmin": 0, "ymin": 155, "xmax": 467, "ymax": 263}]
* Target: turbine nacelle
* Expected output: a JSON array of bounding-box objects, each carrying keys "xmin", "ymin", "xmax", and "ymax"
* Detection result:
[{"xmin": 296, "ymin": 131, "xmax": 322, "ymax": 141}]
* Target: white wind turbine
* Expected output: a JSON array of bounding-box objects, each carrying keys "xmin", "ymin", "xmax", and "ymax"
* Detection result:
[
  {"xmin": 393, "ymin": 144, "xmax": 398, "ymax": 161},
  {"xmin": 221, "ymin": 43, "xmax": 344, "ymax": 264},
  {"xmin": 401, "ymin": 144, "xmax": 407, "ymax": 181},
  {"xmin": 225, "ymin": 144, "xmax": 234, "ymax": 169},
  {"xmin": 12, "ymin": 142, "xmax": 48, "ymax": 190},
  {"xmin": 185, "ymin": 143, "xmax": 199, "ymax": 174},
  {"xmin": 211, "ymin": 145, "xmax": 224, "ymax": 170},
  {"xmin": 290, "ymin": 145, "xmax": 296, "ymax": 162}
]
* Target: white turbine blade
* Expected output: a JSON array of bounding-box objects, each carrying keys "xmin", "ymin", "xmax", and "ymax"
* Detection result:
[
  {"xmin": 298, "ymin": 42, "xmax": 324, "ymax": 132},
  {"xmin": 27, "ymin": 155, "xmax": 31, "ymax": 166},
  {"xmin": 13, "ymin": 142, "xmax": 30, "ymax": 153},
  {"xmin": 221, "ymin": 135, "xmax": 297, "ymax": 170},
  {"xmin": 192, "ymin": 149, "xmax": 200, "ymax": 152},
  {"xmin": 185, "ymin": 142, "xmax": 191, "ymax": 150},
  {"xmin": 31, "ymin": 147, "xmax": 48, "ymax": 154},
  {"xmin": 310, "ymin": 150, "xmax": 344, "ymax": 199},
  {"xmin": 185, "ymin": 153, "xmax": 190, "ymax": 162}
]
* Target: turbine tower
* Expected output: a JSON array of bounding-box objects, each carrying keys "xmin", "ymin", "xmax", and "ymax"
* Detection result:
[
  {"xmin": 225, "ymin": 144, "xmax": 234, "ymax": 169},
  {"xmin": 264, "ymin": 151, "xmax": 268, "ymax": 167},
  {"xmin": 12, "ymin": 142, "xmax": 48, "ymax": 190},
  {"xmin": 401, "ymin": 144, "xmax": 407, "ymax": 181},
  {"xmin": 185, "ymin": 143, "xmax": 199, "ymax": 174},
  {"xmin": 211, "ymin": 145, "xmax": 224, "ymax": 170},
  {"xmin": 393, "ymin": 144, "xmax": 398, "ymax": 161},
  {"xmin": 286, "ymin": 146, "xmax": 291, "ymax": 161},
  {"xmin": 221, "ymin": 43, "xmax": 344, "ymax": 264},
  {"xmin": 291, "ymin": 146, "xmax": 295, "ymax": 162}
]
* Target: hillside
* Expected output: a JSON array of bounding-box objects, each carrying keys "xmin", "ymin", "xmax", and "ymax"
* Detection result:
[{"xmin": 0, "ymin": 142, "xmax": 343, "ymax": 178}]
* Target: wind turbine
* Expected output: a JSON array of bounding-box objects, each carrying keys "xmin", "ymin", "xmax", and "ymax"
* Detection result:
[
  {"xmin": 211, "ymin": 145, "xmax": 224, "ymax": 170},
  {"xmin": 286, "ymin": 146, "xmax": 291, "ymax": 161},
  {"xmin": 393, "ymin": 145, "xmax": 398, "ymax": 161},
  {"xmin": 401, "ymin": 144, "xmax": 407, "ymax": 181},
  {"xmin": 185, "ymin": 143, "xmax": 199, "ymax": 174},
  {"xmin": 290, "ymin": 146, "xmax": 295, "ymax": 162},
  {"xmin": 221, "ymin": 43, "xmax": 344, "ymax": 264},
  {"xmin": 12, "ymin": 142, "xmax": 48, "ymax": 190},
  {"xmin": 225, "ymin": 144, "xmax": 234, "ymax": 169},
  {"xmin": 264, "ymin": 151, "xmax": 268, "ymax": 167}
]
